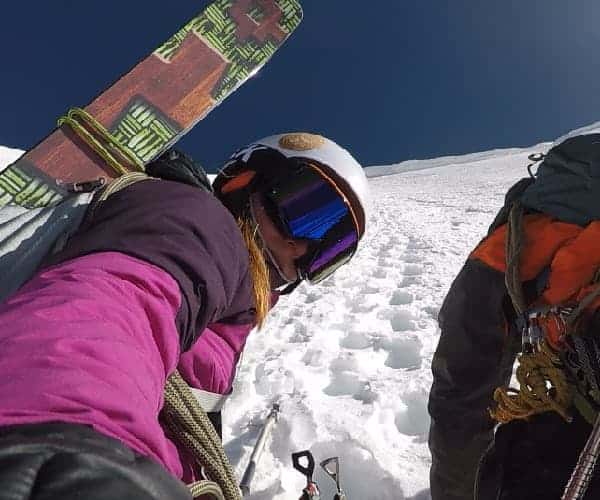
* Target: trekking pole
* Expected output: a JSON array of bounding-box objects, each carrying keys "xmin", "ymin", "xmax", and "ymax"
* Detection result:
[
  {"xmin": 562, "ymin": 412, "xmax": 600, "ymax": 500},
  {"xmin": 240, "ymin": 403, "xmax": 280, "ymax": 496}
]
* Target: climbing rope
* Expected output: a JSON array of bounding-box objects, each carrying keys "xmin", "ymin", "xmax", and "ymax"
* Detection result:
[
  {"xmin": 491, "ymin": 341, "xmax": 573, "ymax": 423},
  {"xmin": 504, "ymin": 202, "xmax": 527, "ymax": 315},
  {"xmin": 57, "ymin": 107, "xmax": 144, "ymax": 176},
  {"xmin": 492, "ymin": 202, "xmax": 574, "ymax": 423},
  {"xmin": 162, "ymin": 370, "xmax": 241, "ymax": 500}
]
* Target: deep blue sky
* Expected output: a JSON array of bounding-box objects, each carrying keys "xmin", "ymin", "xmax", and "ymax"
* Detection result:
[{"xmin": 1, "ymin": 1, "xmax": 599, "ymax": 171}]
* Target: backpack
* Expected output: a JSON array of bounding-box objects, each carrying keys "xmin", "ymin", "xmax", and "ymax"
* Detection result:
[{"xmin": 473, "ymin": 131, "xmax": 600, "ymax": 425}]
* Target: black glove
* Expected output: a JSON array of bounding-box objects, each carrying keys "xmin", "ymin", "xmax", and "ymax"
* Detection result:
[{"xmin": 146, "ymin": 148, "xmax": 213, "ymax": 193}]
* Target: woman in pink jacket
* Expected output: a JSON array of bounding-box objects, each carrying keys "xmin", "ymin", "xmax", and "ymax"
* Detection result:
[{"xmin": 0, "ymin": 133, "xmax": 369, "ymax": 499}]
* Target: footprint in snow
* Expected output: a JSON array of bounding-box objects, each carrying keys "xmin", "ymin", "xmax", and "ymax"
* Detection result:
[
  {"xmin": 377, "ymin": 335, "xmax": 422, "ymax": 370},
  {"xmin": 254, "ymin": 363, "xmax": 295, "ymax": 397},
  {"xmin": 304, "ymin": 292, "xmax": 321, "ymax": 304},
  {"xmin": 322, "ymin": 354, "xmax": 373, "ymax": 400},
  {"xmin": 389, "ymin": 290, "xmax": 413, "ymax": 306},
  {"xmin": 346, "ymin": 295, "xmax": 377, "ymax": 314},
  {"xmin": 395, "ymin": 391, "xmax": 431, "ymax": 436},
  {"xmin": 406, "ymin": 238, "xmax": 431, "ymax": 252},
  {"xmin": 302, "ymin": 348, "xmax": 325, "ymax": 367},
  {"xmin": 361, "ymin": 282, "xmax": 380, "ymax": 295},
  {"xmin": 422, "ymin": 305, "xmax": 440, "ymax": 319},
  {"xmin": 398, "ymin": 275, "xmax": 420, "ymax": 288},
  {"xmin": 403, "ymin": 263, "xmax": 423, "ymax": 276},
  {"xmin": 402, "ymin": 253, "xmax": 423, "ymax": 263},
  {"xmin": 289, "ymin": 322, "xmax": 311, "ymax": 343},
  {"xmin": 390, "ymin": 310, "xmax": 417, "ymax": 332},
  {"xmin": 372, "ymin": 267, "xmax": 388, "ymax": 279},
  {"xmin": 339, "ymin": 330, "xmax": 371, "ymax": 350},
  {"xmin": 353, "ymin": 381, "xmax": 378, "ymax": 404},
  {"xmin": 377, "ymin": 256, "xmax": 397, "ymax": 268}
]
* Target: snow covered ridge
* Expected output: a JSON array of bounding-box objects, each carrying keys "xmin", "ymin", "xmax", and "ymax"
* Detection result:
[{"xmin": 364, "ymin": 142, "xmax": 552, "ymax": 178}]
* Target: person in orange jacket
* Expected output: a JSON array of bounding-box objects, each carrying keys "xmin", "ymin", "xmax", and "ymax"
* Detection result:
[{"xmin": 429, "ymin": 127, "xmax": 600, "ymax": 500}]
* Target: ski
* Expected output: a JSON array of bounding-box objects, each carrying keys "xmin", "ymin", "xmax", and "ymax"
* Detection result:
[{"xmin": 0, "ymin": 0, "xmax": 303, "ymax": 210}]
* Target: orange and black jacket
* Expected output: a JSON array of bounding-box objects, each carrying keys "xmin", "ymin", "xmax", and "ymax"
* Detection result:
[{"xmin": 428, "ymin": 133, "xmax": 600, "ymax": 500}]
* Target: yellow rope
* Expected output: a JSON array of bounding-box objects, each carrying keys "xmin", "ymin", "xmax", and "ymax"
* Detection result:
[
  {"xmin": 57, "ymin": 107, "xmax": 145, "ymax": 177},
  {"xmin": 491, "ymin": 202, "xmax": 575, "ymax": 424},
  {"xmin": 188, "ymin": 480, "xmax": 227, "ymax": 500},
  {"xmin": 491, "ymin": 341, "xmax": 573, "ymax": 423},
  {"xmin": 162, "ymin": 371, "xmax": 241, "ymax": 500}
]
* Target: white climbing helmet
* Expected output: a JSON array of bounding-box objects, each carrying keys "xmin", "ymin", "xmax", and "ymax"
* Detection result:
[{"xmin": 214, "ymin": 132, "xmax": 370, "ymax": 284}]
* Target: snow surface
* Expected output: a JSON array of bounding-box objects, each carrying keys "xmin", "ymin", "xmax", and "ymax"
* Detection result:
[
  {"xmin": 0, "ymin": 140, "xmax": 553, "ymax": 499},
  {"xmin": 226, "ymin": 143, "xmax": 552, "ymax": 499}
]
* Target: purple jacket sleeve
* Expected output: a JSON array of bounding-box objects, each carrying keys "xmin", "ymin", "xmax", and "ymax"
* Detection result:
[
  {"xmin": 0, "ymin": 252, "xmax": 186, "ymax": 478},
  {"xmin": 45, "ymin": 178, "xmax": 256, "ymax": 350},
  {"xmin": 178, "ymin": 322, "xmax": 254, "ymax": 394},
  {"xmin": 178, "ymin": 293, "xmax": 281, "ymax": 395}
]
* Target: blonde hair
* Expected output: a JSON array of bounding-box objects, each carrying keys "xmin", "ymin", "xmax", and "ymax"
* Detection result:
[{"xmin": 237, "ymin": 217, "xmax": 271, "ymax": 329}]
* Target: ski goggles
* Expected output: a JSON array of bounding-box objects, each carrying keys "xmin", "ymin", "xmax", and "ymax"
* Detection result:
[{"xmin": 263, "ymin": 162, "xmax": 360, "ymax": 284}]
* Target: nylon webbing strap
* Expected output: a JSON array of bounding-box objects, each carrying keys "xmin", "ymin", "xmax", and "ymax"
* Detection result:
[
  {"xmin": 58, "ymin": 107, "xmax": 145, "ymax": 177},
  {"xmin": 190, "ymin": 388, "xmax": 231, "ymax": 413}
]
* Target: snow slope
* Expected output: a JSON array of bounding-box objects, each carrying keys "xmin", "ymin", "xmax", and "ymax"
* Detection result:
[
  {"xmin": 226, "ymin": 143, "xmax": 552, "ymax": 499},
  {"xmin": 0, "ymin": 140, "xmax": 552, "ymax": 499}
]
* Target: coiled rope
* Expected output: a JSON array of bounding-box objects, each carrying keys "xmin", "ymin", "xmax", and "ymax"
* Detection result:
[
  {"xmin": 162, "ymin": 371, "xmax": 242, "ymax": 500},
  {"xmin": 491, "ymin": 340, "xmax": 573, "ymax": 423},
  {"xmin": 491, "ymin": 202, "xmax": 574, "ymax": 423}
]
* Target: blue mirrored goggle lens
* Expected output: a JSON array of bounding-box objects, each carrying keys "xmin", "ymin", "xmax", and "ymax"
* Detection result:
[{"xmin": 266, "ymin": 166, "xmax": 359, "ymax": 284}]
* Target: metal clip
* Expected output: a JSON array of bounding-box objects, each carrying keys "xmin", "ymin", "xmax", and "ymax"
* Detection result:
[
  {"xmin": 520, "ymin": 306, "xmax": 574, "ymax": 354},
  {"xmin": 521, "ymin": 311, "xmax": 543, "ymax": 354},
  {"xmin": 64, "ymin": 177, "xmax": 106, "ymax": 193},
  {"xmin": 527, "ymin": 152, "xmax": 546, "ymax": 178}
]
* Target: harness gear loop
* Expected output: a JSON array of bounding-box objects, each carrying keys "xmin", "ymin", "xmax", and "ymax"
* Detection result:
[
  {"xmin": 162, "ymin": 370, "xmax": 241, "ymax": 500},
  {"xmin": 57, "ymin": 107, "xmax": 145, "ymax": 177}
]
